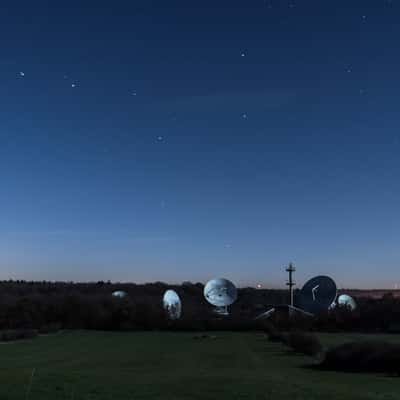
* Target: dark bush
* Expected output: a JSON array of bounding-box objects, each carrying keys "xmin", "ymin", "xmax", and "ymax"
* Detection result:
[
  {"xmin": 269, "ymin": 331, "xmax": 289, "ymax": 344},
  {"xmin": 268, "ymin": 331, "xmax": 283, "ymax": 343},
  {"xmin": 18, "ymin": 328, "xmax": 38, "ymax": 339},
  {"xmin": 259, "ymin": 321, "xmax": 287, "ymax": 343},
  {"xmin": 0, "ymin": 329, "xmax": 38, "ymax": 341},
  {"xmin": 38, "ymin": 322, "xmax": 62, "ymax": 334},
  {"xmin": 286, "ymin": 331, "xmax": 323, "ymax": 357},
  {"xmin": 320, "ymin": 341, "xmax": 400, "ymax": 375}
]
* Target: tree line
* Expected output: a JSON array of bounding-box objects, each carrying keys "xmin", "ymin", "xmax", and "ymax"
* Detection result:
[{"xmin": 0, "ymin": 280, "xmax": 398, "ymax": 333}]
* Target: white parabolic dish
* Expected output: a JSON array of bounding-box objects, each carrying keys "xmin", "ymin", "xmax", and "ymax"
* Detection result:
[
  {"xmin": 203, "ymin": 278, "xmax": 237, "ymax": 307},
  {"xmin": 112, "ymin": 290, "xmax": 128, "ymax": 298},
  {"xmin": 163, "ymin": 289, "xmax": 182, "ymax": 320},
  {"xmin": 337, "ymin": 294, "xmax": 357, "ymax": 310}
]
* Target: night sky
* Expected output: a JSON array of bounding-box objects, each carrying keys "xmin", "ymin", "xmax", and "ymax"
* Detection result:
[{"xmin": 1, "ymin": 1, "xmax": 399, "ymax": 288}]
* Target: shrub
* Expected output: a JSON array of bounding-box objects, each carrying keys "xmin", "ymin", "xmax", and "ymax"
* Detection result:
[
  {"xmin": 38, "ymin": 322, "xmax": 62, "ymax": 334},
  {"xmin": 286, "ymin": 331, "xmax": 323, "ymax": 357},
  {"xmin": 0, "ymin": 330, "xmax": 19, "ymax": 341},
  {"xmin": 266, "ymin": 326, "xmax": 288, "ymax": 344},
  {"xmin": 320, "ymin": 341, "xmax": 400, "ymax": 375},
  {"xmin": 0, "ymin": 329, "xmax": 38, "ymax": 341},
  {"xmin": 269, "ymin": 331, "xmax": 289, "ymax": 344},
  {"xmin": 17, "ymin": 329, "xmax": 38, "ymax": 339}
]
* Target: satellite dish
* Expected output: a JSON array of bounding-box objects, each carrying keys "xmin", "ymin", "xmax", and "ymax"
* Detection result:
[
  {"xmin": 337, "ymin": 294, "xmax": 357, "ymax": 311},
  {"xmin": 203, "ymin": 278, "xmax": 237, "ymax": 315},
  {"xmin": 112, "ymin": 290, "xmax": 128, "ymax": 298},
  {"xmin": 163, "ymin": 290, "xmax": 182, "ymax": 320},
  {"xmin": 298, "ymin": 275, "xmax": 337, "ymax": 314}
]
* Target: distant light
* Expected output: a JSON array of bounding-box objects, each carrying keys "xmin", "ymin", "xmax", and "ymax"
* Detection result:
[
  {"xmin": 241, "ymin": 52, "xmax": 246, "ymax": 57},
  {"xmin": 132, "ymin": 91, "xmax": 137, "ymax": 96},
  {"xmin": 256, "ymin": 284, "xmax": 262, "ymax": 289},
  {"xmin": 242, "ymin": 113, "xmax": 248, "ymax": 119},
  {"xmin": 19, "ymin": 71, "xmax": 25, "ymax": 77},
  {"xmin": 71, "ymin": 83, "xmax": 76, "ymax": 88},
  {"xmin": 157, "ymin": 136, "xmax": 164, "ymax": 142}
]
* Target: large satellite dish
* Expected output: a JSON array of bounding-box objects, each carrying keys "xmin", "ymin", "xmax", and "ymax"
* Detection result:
[
  {"xmin": 163, "ymin": 290, "xmax": 182, "ymax": 320},
  {"xmin": 298, "ymin": 275, "xmax": 337, "ymax": 314},
  {"xmin": 112, "ymin": 290, "xmax": 128, "ymax": 298},
  {"xmin": 337, "ymin": 294, "xmax": 357, "ymax": 311},
  {"xmin": 203, "ymin": 278, "xmax": 237, "ymax": 315}
]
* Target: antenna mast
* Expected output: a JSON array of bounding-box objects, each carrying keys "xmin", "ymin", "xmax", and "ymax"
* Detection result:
[{"xmin": 286, "ymin": 263, "xmax": 296, "ymax": 307}]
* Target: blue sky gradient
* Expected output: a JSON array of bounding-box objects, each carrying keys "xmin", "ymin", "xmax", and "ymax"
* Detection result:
[{"xmin": 0, "ymin": 0, "xmax": 399, "ymax": 288}]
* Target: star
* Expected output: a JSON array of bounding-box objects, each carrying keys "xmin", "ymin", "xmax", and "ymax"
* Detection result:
[
  {"xmin": 241, "ymin": 52, "xmax": 246, "ymax": 57},
  {"xmin": 71, "ymin": 83, "xmax": 77, "ymax": 88},
  {"xmin": 19, "ymin": 71, "xmax": 25, "ymax": 77}
]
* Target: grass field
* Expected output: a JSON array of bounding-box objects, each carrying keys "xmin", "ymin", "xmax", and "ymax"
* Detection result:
[{"xmin": 0, "ymin": 331, "xmax": 399, "ymax": 400}]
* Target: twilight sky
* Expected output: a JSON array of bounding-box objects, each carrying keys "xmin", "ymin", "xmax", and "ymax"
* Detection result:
[{"xmin": 0, "ymin": 0, "xmax": 399, "ymax": 288}]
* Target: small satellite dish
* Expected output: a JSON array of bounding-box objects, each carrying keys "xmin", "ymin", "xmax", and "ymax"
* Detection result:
[
  {"xmin": 337, "ymin": 294, "xmax": 357, "ymax": 311},
  {"xmin": 298, "ymin": 275, "xmax": 337, "ymax": 314},
  {"xmin": 204, "ymin": 278, "xmax": 237, "ymax": 315},
  {"xmin": 112, "ymin": 290, "xmax": 128, "ymax": 298},
  {"xmin": 163, "ymin": 290, "xmax": 182, "ymax": 320}
]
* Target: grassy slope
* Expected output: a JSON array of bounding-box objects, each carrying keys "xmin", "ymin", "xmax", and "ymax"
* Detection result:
[{"xmin": 0, "ymin": 331, "xmax": 399, "ymax": 400}]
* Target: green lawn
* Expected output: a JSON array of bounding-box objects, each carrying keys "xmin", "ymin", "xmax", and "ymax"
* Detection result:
[{"xmin": 0, "ymin": 330, "xmax": 399, "ymax": 400}]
